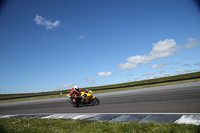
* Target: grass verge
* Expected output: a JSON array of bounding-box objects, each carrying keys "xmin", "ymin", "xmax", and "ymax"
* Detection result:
[{"xmin": 0, "ymin": 117, "xmax": 199, "ymax": 133}]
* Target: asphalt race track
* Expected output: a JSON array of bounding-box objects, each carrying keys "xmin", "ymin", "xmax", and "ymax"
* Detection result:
[{"xmin": 0, "ymin": 82, "xmax": 200, "ymax": 115}]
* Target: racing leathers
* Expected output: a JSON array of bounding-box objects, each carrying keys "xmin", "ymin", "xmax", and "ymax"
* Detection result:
[{"xmin": 70, "ymin": 88, "xmax": 83, "ymax": 102}]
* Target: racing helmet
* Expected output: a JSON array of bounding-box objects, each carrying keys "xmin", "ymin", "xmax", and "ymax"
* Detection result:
[{"xmin": 74, "ymin": 85, "xmax": 79, "ymax": 93}]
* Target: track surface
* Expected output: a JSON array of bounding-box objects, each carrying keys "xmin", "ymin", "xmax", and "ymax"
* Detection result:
[{"xmin": 0, "ymin": 82, "xmax": 200, "ymax": 115}]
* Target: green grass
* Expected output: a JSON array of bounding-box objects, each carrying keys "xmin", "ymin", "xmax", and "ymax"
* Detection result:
[
  {"xmin": 0, "ymin": 117, "xmax": 199, "ymax": 133},
  {"xmin": 1, "ymin": 72, "xmax": 200, "ymax": 103}
]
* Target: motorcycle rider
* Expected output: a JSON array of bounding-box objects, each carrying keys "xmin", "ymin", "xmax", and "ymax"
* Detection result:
[{"xmin": 70, "ymin": 85, "xmax": 83, "ymax": 102}]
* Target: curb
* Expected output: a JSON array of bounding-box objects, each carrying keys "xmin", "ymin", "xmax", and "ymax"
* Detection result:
[{"xmin": 0, "ymin": 113, "xmax": 199, "ymax": 125}]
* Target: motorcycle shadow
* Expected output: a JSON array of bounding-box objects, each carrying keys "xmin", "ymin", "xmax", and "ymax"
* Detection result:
[
  {"xmin": 73, "ymin": 104, "xmax": 96, "ymax": 108},
  {"xmin": 69, "ymin": 102, "xmax": 100, "ymax": 108}
]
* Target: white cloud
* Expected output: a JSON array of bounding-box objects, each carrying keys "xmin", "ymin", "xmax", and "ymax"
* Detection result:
[
  {"xmin": 186, "ymin": 57, "xmax": 194, "ymax": 59},
  {"xmin": 85, "ymin": 78, "xmax": 95, "ymax": 84},
  {"xmin": 135, "ymin": 77, "xmax": 140, "ymax": 81},
  {"xmin": 145, "ymin": 72, "xmax": 156, "ymax": 76},
  {"xmin": 155, "ymin": 72, "xmax": 170, "ymax": 78},
  {"xmin": 118, "ymin": 39, "xmax": 180, "ymax": 70},
  {"xmin": 176, "ymin": 70, "xmax": 188, "ymax": 74},
  {"xmin": 150, "ymin": 39, "xmax": 180, "ymax": 59},
  {"xmin": 165, "ymin": 72, "xmax": 171, "ymax": 76},
  {"xmin": 150, "ymin": 64, "xmax": 160, "ymax": 68},
  {"xmin": 190, "ymin": 69, "xmax": 200, "ymax": 72},
  {"xmin": 127, "ymin": 55, "xmax": 151, "ymax": 64},
  {"xmin": 117, "ymin": 38, "xmax": 199, "ymax": 71},
  {"xmin": 142, "ymin": 72, "xmax": 156, "ymax": 80},
  {"xmin": 118, "ymin": 62, "xmax": 138, "ymax": 70},
  {"xmin": 148, "ymin": 77, "xmax": 154, "ymax": 79},
  {"xmin": 127, "ymin": 39, "xmax": 180, "ymax": 65},
  {"xmin": 156, "ymin": 74, "xmax": 165, "ymax": 78},
  {"xmin": 143, "ymin": 76, "xmax": 148, "ymax": 80},
  {"xmin": 150, "ymin": 63, "xmax": 168, "ymax": 68},
  {"xmin": 58, "ymin": 83, "xmax": 74, "ymax": 90},
  {"xmin": 34, "ymin": 15, "xmax": 60, "ymax": 29},
  {"xmin": 97, "ymin": 71, "xmax": 112, "ymax": 77},
  {"xmin": 77, "ymin": 35, "xmax": 86, "ymax": 39},
  {"xmin": 183, "ymin": 38, "xmax": 199, "ymax": 49}
]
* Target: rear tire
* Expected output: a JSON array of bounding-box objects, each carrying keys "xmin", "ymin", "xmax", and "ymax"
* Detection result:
[
  {"xmin": 91, "ymin": 98, "xmax": 99, "ymax": 105},
  {"xmin": 71, "ymin": 96, "xmax": 82, "ymax": 107}
]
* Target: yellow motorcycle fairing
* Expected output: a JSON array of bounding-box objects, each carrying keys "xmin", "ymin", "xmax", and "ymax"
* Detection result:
[{"xmin": 79, "ymin": 90, "xmax": 94, "ymax": 103}]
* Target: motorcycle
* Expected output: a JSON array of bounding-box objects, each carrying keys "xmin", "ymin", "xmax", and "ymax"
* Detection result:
[{"xmin": 66, "ymin": 89, "xmax": 99, "ymax": 107}]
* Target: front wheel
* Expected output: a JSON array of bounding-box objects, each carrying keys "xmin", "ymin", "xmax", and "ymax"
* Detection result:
[{"xmin": 91, "ymin": 98, "xmax": 99, "ymax": 105}]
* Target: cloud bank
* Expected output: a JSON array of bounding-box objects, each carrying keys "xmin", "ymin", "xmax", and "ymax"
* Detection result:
[
  {"xmin": 183, "ymin": 38, "xmax": 199, "ymax": 49},
  {"xmin": 118, "ymin": 38, "xmax": 199, "ymax": 70},
  {"xmin": 34, "ymin": 15, "xmax": 60, "ymax": 29},
  {"xmin": 150, "ymin": 63, "xmax": 168, "ymax": 68},
  {"xmin": 57, "ymin": 83, "xmax": 74, "ymax": 90}
]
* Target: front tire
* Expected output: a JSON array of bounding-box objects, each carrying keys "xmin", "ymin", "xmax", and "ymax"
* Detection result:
[{"xmin": 91, "ymin": 98, "xmax": 99, "ymax": 105}]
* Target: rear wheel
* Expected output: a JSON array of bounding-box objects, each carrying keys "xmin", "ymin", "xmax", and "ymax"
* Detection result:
[
  {"xmin": 91, "ymin": 98, "xmax": 99, "ymax": 105},
  {"xmin": 71, "ymin": 96, "xmax": 82, "ymax": 107}
]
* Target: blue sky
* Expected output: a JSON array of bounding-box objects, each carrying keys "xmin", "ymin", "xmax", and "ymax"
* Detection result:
[{"xmin": 0, "ymin": 0, "xmax": 200, "ymax": 94}]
